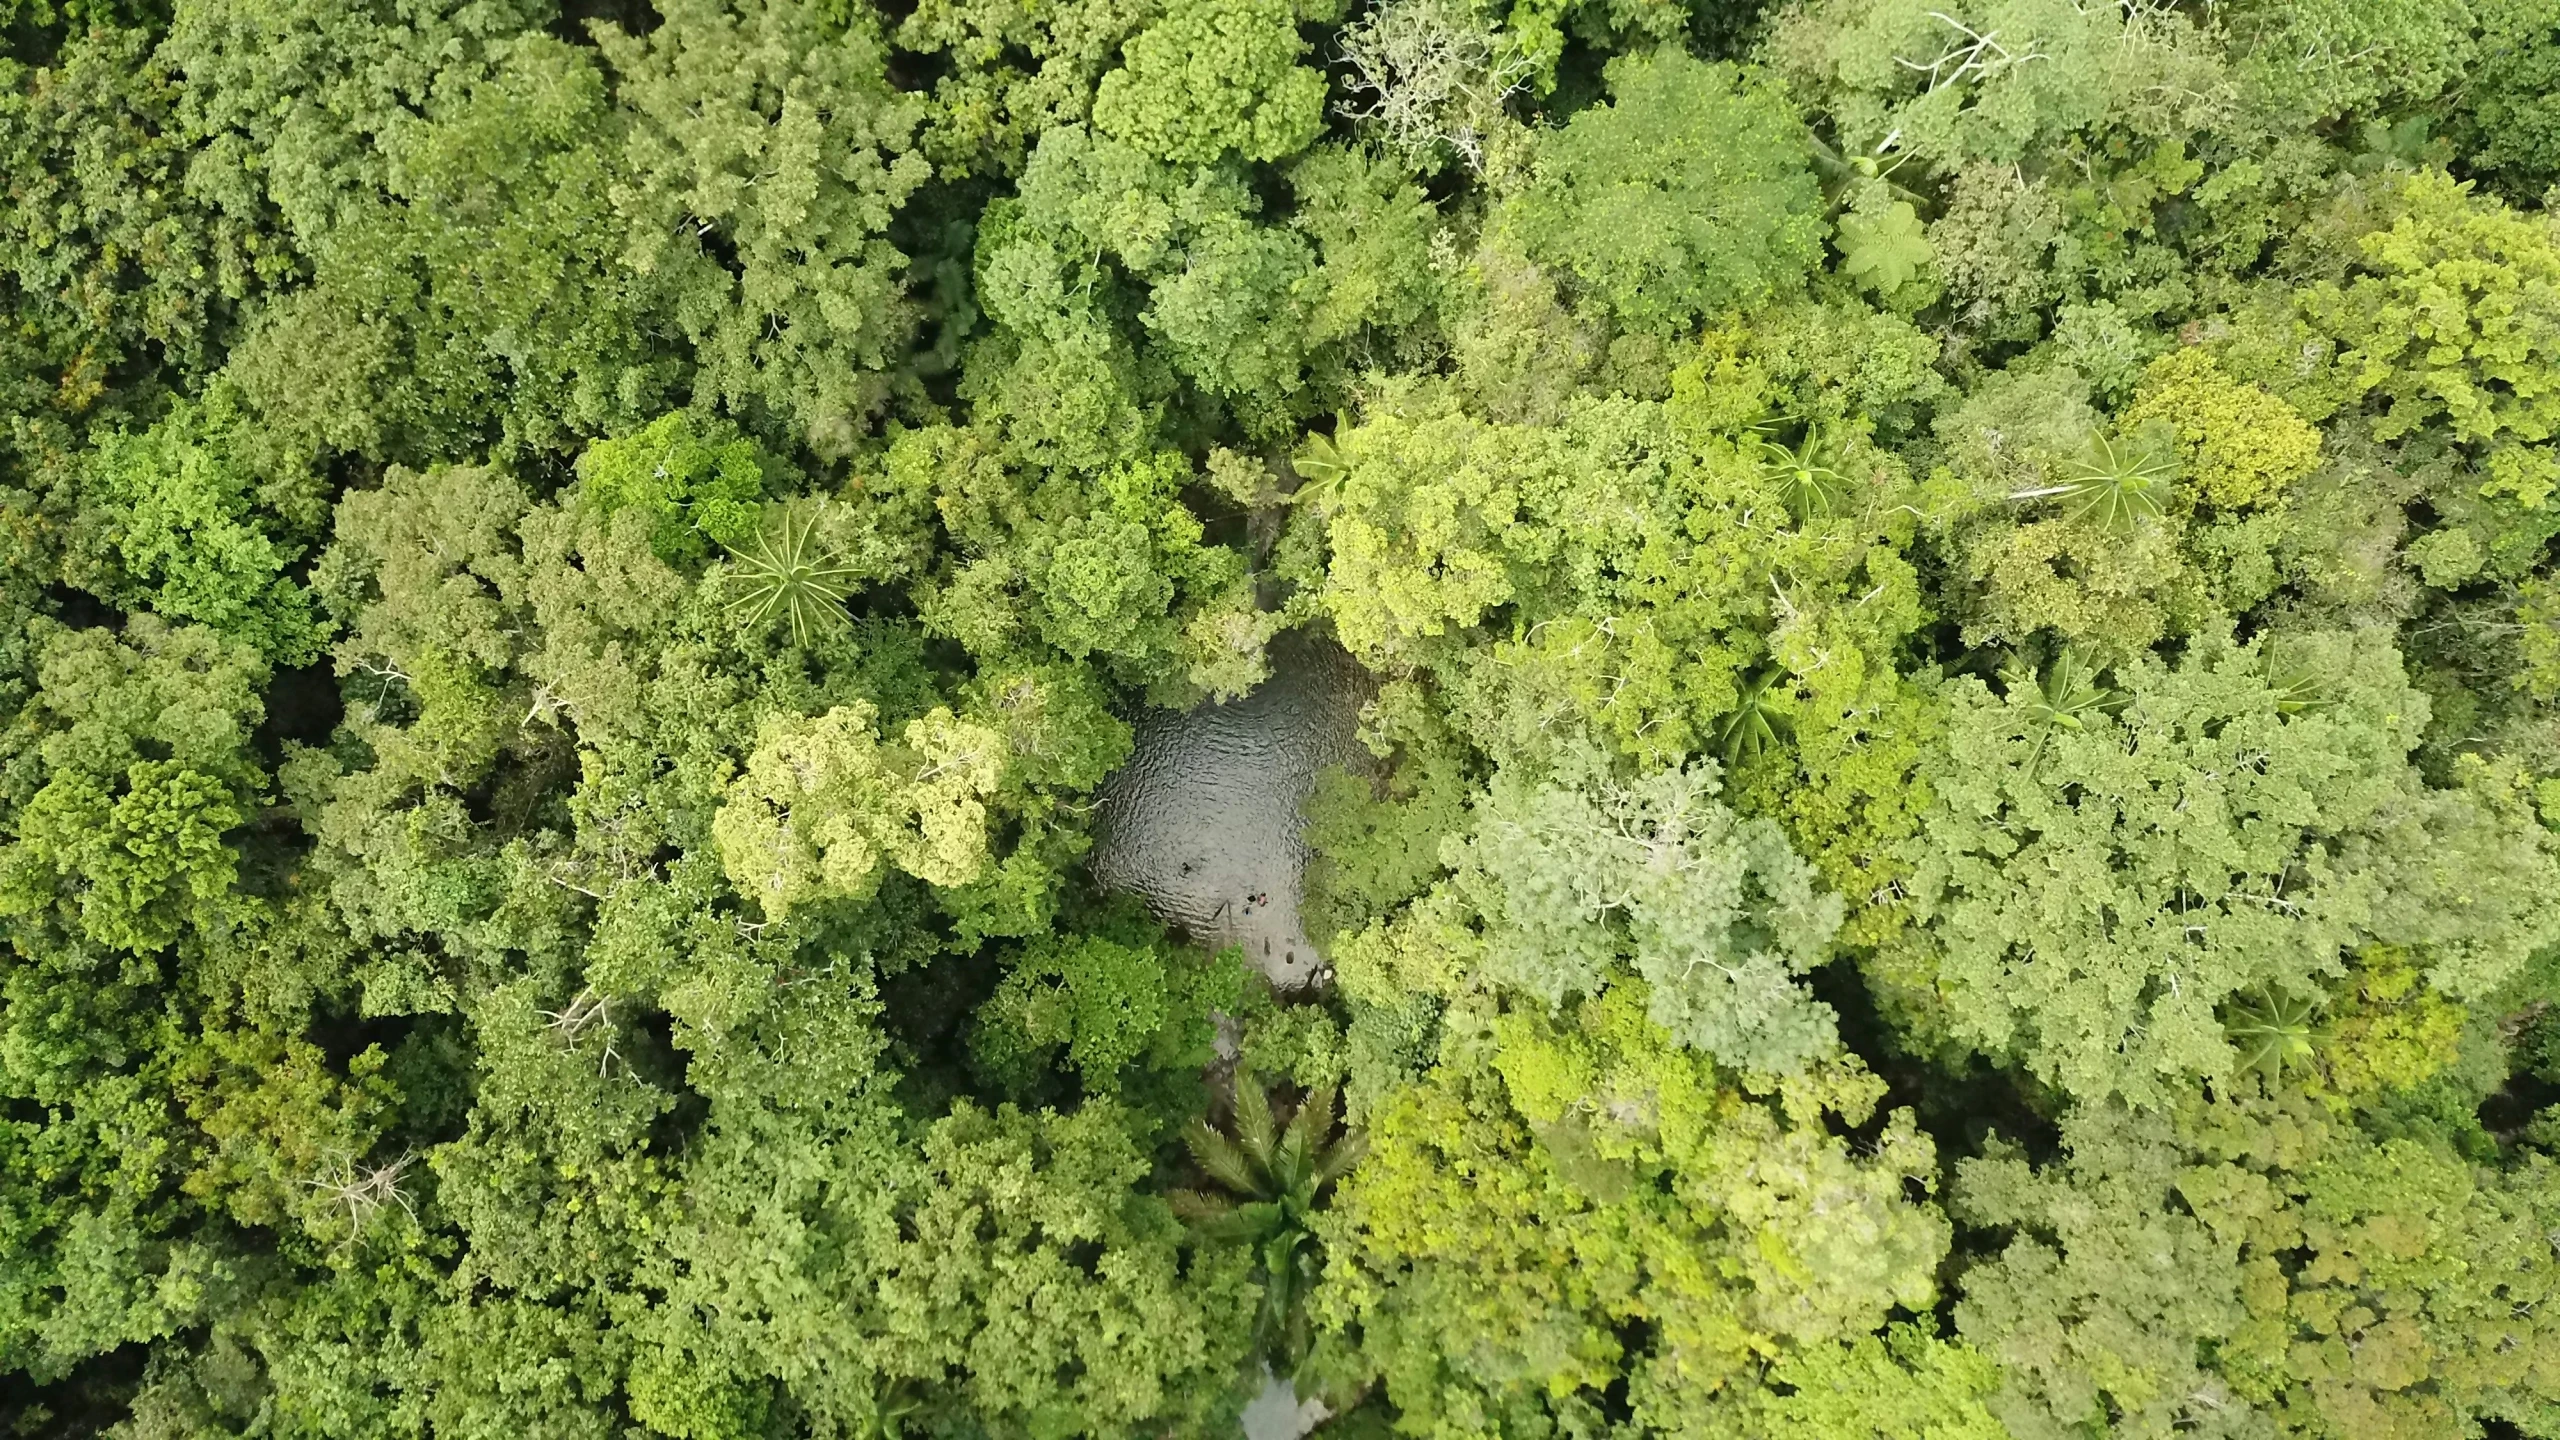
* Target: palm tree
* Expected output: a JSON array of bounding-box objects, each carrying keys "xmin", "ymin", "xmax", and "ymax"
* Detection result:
[
  {"xmin": 2001, "ymin": 647, "xmax": 2126, "ymax": 776},
  {"xmin": 2263, "ymin": 652, "xmax": 2333, "ymax": 717},
  {"xmin": 1173, "ymin": 1076, "xmax": 1368, "ymax": 1377},
  {"xmin": 2226, "ymin": 985, "xmax": 2320, "ymax": 1082},
  {"xmin": 2010, "ymin": 429, "xmax": 2176, "ymax": 534},
  {"xmin": 721, "ymin": 499, "xmax": 860, "ymax": 647},
  {"xmin": 1751, "ymin": 420, "xmax": 1853, "ymax": 522},
  {"xmin": 1716, "ymin": 665, "xmax": 1795, "ymax": 765}
]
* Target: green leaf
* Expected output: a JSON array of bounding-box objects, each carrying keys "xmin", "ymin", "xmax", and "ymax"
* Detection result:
[{"xmin": 1836, "ymin": 200, "xmax": 1931, "ymax": 296}]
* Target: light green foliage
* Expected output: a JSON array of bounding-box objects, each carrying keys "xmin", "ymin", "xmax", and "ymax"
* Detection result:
[
  {"xmin": 2520, "ymin": 578, "xmax": 2560, "ymax": 702},
  {"xmin": 895, "ymin": 0, "xmax": 1145, "ymax": 175},
  {"xmin": 1742, "ymin": 1325, "xmax": 2008, "ymax": 1440},
  {"xmin": 1313, "ymin": 988, "xmax": 1945, "ymax": 1436},
  {"xmin": 976, "ymin": 127, "xmax": 1432, "ymax": 430},
  {"xmin": 2301, "ymin": 171, "xmax": 2560, "ymax": 453},
  {"xmin": 2119, "ymin": 349, "xmax": 2323, "ymax": 511},
  {"xmin": 82, "ymin": 397, "xmax": 324, "ymax": 664},
  {"xmin": 16, "ymin": 0, "xmax": 2560, "ymax": 1429},
  {"xmin": 1302, "ymin": 760, "xmax": 1463, "ymax": 944},
  {"xmin": 0, "ymin": 619, "xmax": 267, "ymax": 954},
  {"xmin": 1964, "ymin": 513, "xmax": 2189, "ymax": 652},
  {"xmin": 1090, "ymin": 0, "xmax": 1328, "ymax": 165},
  {"xmin": 1451, "ymin": 742, "xmax": 1844, "ymax": 1073},
  {"xmin": 214, "ymin": 28, "xmax": 653, "ymax": 462},
  {"xmin": 2224, "ymin": 985, "xmax": 2320, "ymax": 1083},
  {"xmin": 1998, "ymin": 648, "xmax": 2123, "ymax": 778},
  {"xmin": 1301, "ymin": 683, "xmax": 1474, "ymax": 946},
  {"xmin": 1313, "ymin": 393, "xmax": 1536, "ymax": 664},
  {"xmin": 302, "ymin": 463, "xmax": 536, "ymax": 930},
  {"xmin": 1766, "ymin": 3, "xmax": 2230, "ymax": 344},
  {"xmin": 885, "ymin": 422, "xmax": 1266, "ymax": 699},
  {"xmin": 0, "ymin": 19, "xmax": 277, "ymax": 407},
  {"xmin": 4, "ymin": 758, "xmax": 245, "ymax": 956},
  {"xmin": 1960, "ymin": 1090, "xmax": 2560, "ymax": 1440},
  {"xmin": 1289, "ymin": 145, "xmax": 1444, "ymax": 346},
  {"xmin": 1898, "ymin": 630, "xmax": 2560, "ymax": 1105},
  {"xmin": 596, "ymin": 0, "xmax": 932, "ymax": 457},
  {"xmin": 1927, "ymin": 163, "xmax": 2065, "ymax": 335},
  {"xmin": 1763, "ymin": 0, "xmax": 2228, "ymax": 170},
  {"xmin": 1312, "ymin": 387, "xmax": 1785, "ymax": 762},
  {"xmin": 158, "ymin": 0, "xmax": 556, "ymax": 244},
  {"xmin": 893, "ymin": 1101, "xmax": 1259, "ymax": 1433},
  {"xmin": 576, "ymin": 413, "xmax": 769, "ymax": 566},
  {"xmin": 647, "ymin": 1090, "xmax": 1257, "ymax": 1439},
  {"xmin": 713, "ymin": 701, "xmax": 1008, "ymax": 918},
  {"xmin": 1752, "ymin": 422, "xmax": 1854, "ymax": 522},
  {"xmin": 1944, "ymin": 367, "xmax": 2198, "ymax": 652},
  {"xmin": 974, "ymin": 932, "xmax": 1239, "ymax": 1090},
  {"xmin": 1952, "ymin": 1101, "xmax": 2269, "ymax": 1440},
  {"xmin": 2307, "ymin": 947, "xmax": 2467, "ymax": 1102},
  {"xmin": 1328, "ymin": 884, "xmax": 1482, "ymax": 1012},
  {"xmin": 2269, "ymin": 1136, "xmax": 2560, "ymax": 1436},
  {"xmin": 1442, "ymin": 246, "xmax": 1606, "ymax": 425},
  {"xmin": 960, "ymin": 662, "xmax": 1133, "ymax": 794},
  {"xmin": 1501, "ymin": 51, "xmax": 1824, "ymax": 334}
]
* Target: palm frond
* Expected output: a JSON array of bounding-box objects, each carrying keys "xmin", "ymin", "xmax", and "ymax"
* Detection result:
[
  {"xmin": 2002, "ymin": 648, "xmax": 2123, "ymax": 776},
  {"xmin": 1183, "ymin": 1117, "xmax": 1265, "ymax": 1198},
  {"xmin": 1753, "ymin": 424, "xmax": 1853, "ymax": 522},
  {"xmin": 1198, "ymin": 1200, "xmax": 1289, "ymax": 1245},
  {"xmin": 1168, "ymin": 1188, "xmax": 1235, "ymax": 1223},
  {"xmin": 2264, "ymin": 654, "xmax": 2333, "ymax": 717},
  {"xmin": 1231, "ymin": 1072, "xmax": 1279, "ymax": 1170},
  {"xmin": 1716, "ymin": 667, "xmax": 1794, "ymax": 765},
  {"xmin": 1183, "ymin": 1074, "xmax": 1362, "ymax": 1378},
  {"xmin": 1271, "ymin": 1106, "xmax": 1316, "ymax": 1198},
  {"xmin": 1288, "ymin": 1084, "xmax": 1341, "ymax": 1157},
  {"xmin": 1315, "ymin": 1125, "xmax": 1370, "ymax": 1188}
]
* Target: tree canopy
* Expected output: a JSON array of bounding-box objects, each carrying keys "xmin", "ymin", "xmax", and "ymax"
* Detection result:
[{"xmin": 7, "ymin": 1, "xmax": 2560, "ymax": 1437}]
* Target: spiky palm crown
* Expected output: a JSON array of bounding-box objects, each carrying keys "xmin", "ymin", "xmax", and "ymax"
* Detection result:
[
  {"xmin": 2264, "ymin": 654, "xmax": 2333, "ymax": 717},
  {"xmin": 2052, "ymin": 430, "xmax": 2175, "ymax": 533},
  {"xmin": 2226, "ymin": 985, "xmax": 2321, "ymax": 1081},
  {"xmin": 1752, "ymin": 421, "xmax": 1853, "ymax": 522},
  {"xmin": 722, "ymin": 500, "xmax": 860, "ymax": 647},
  {"xmin": 1717, "ymin": 665, "xmax": 1795, "ymax": 765},
  {"xmin": 1172, "ymin": 1077, "xmax": 1368, "ymax": 1376},
  {"xmin": 2001, "ymin": 647, "xmax": 2127, "ymax": 775}
]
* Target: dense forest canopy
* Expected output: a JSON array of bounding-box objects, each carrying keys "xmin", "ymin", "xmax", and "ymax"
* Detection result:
[{"xmin": 7, "ymin": 0, "xmax": 2560, "ymax": 1435}]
